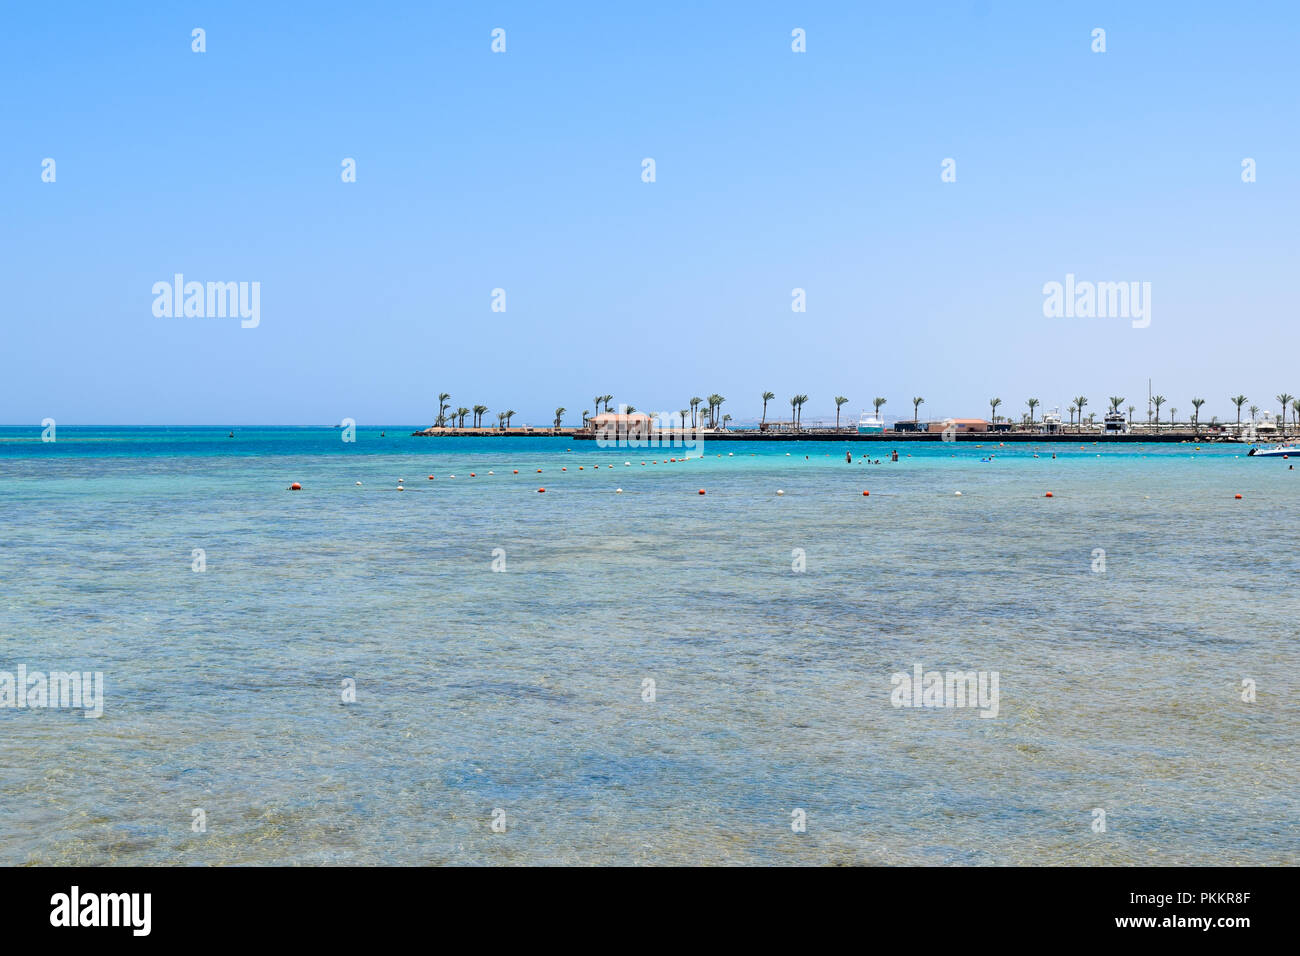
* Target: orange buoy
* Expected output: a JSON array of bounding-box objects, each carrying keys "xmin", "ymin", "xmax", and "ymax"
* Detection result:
[
  {"xmin": 562, "ymin": 467, "xmax": 566, "ymax": 471},
  {"xmin": 537, "ymin": 469, "xmax": 542, "ymax": 473},
  {"xmin": 290, "ymin": 482, "xmax": 302, "ymax": 491},
  {"xmin": 513, "ymin": 470, "xmax": 519, "ymax": 474},
  {"xmin": 470, "ymin": 472, "xmax": 476, "ymax": 477},
  {"xmin": 698, "ymin": 489, "xmax": 705, "ymax": 495},
  {"xmin": 862, "ymin": 490, "xmax": 869, "ymax": 496},
  {"xmin": 579, "ymin": 466, "xmax": 584, "ymax": 470},
  {"xmin": 537, "ymin": 487, "xmax": 546, "ymax": 493},
  {"xmin": 1044, "ymin": 491, "xmax": 1053, "ymax": 497},
  {"xmin": 428, "ymin": 475, "xmax": 434, "ymax": 480},
  {"xmin": 1235, "ymin": 493, "xmax": 1243, "ymax": 499}
]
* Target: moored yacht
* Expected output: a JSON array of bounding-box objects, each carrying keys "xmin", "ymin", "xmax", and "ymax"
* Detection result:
[
  {"xmin": 1102, "ymin": 411, "xmax": 1129, "ymax": 435},
  {"xmin": 857, "ymin": 411, "xmax": 885, "ymax": 434}
]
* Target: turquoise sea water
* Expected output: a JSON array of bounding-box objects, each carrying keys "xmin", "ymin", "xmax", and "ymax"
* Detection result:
[{"xmin": 1, "ymin": 427, "xmax": 1296, "ymax": 865}]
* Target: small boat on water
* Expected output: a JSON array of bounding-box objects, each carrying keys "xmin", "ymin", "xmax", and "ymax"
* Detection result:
[
  {"xmin": 1248, "ymin": 443, "xmax": 1299, "ymax": 457},
  {"xmin": 858, "ymin": 411, "xmax": 885, "ymax": 434}
]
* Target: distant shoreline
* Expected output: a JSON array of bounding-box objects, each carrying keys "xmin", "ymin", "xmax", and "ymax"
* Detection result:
[{"xmin": 410, "ymin": 427, "xmax": 1252, "ymax": 444}]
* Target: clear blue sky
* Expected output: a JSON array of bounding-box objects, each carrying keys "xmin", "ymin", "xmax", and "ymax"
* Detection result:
[{"xmin": 2, "ymin": 1, "xmax": 1296, "ymax": 426}]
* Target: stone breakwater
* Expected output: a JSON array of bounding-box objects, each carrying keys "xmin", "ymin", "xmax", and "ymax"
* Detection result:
[{"xmin": 412, "ymin": 427, "xmax": 1244, "ymax": 443}]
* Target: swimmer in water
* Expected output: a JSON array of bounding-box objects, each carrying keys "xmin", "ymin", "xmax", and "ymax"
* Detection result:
[{"xmin": 846, "ymin": 452, "xmax": 852, "ymax": 463}]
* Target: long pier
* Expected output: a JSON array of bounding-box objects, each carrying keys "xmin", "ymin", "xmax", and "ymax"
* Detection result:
[{"xmin": 413, "ymin": 427, "xmax": 1243, "ymax": 443}]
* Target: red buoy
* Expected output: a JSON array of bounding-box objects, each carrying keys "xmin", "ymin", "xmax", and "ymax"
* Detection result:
[
  {"xmin": 538, "ymin": 487, "xmax": 546, "ymax": 493},
  {"xmin": 862, "ymin": 490, "xmax": 869, "ymax": 496},
  {"xmin": 1235, "ymin": 493, "xmax": 1243, "ymax": 499},
  {"xmin": 290, "ymin": 482, "xmax": 302, "ymax": 491},
  {"xmin": 1044, "ymin": 491, "xmax": 1053, "ymax": 498},
  {"xmin": 698, "ymin": 489, "xmax": 706, "ymax": 495}
]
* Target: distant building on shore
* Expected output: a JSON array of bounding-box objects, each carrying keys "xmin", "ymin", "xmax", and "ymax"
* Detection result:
[
  {"xmin": 586, "ymin": 412, "xmax": 656, "ymax": 441},
  {"xmin": 927, "ymin": 418, "xmax": 990, "ymax": 434}
]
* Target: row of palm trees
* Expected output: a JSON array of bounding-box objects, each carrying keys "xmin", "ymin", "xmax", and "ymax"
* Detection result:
[
  {"xmin": 985, "ymin": 393, "xmax": 1300, "ymax": 432},
  {"xmin": 434, "ymin": 393, "xmax": 517, "ymax": 430},
  {"xmin": 435, "ymin": 390, "xmax": 1300, "ymax": 433}
]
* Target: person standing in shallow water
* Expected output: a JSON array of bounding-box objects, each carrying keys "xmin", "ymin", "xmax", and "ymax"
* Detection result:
[{"xmin": 846, "ymin": 451, "xmax": 852, "ymax": 463}]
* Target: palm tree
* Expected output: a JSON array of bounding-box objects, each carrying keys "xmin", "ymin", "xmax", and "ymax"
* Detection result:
[
  {"xmin": 436, "ymin": 392, "xmax": 451, "ymax": 427},
  {"xmin": 873, "ymin": 397, "xmax": 887, "ymax": 421},
  {"xmin": 1277, "ymin": 394, "xmax": 1294, "ymax": 435},
  {"xmin": 712, "ymin": 395, "xmax": 726, "ymax": 427},
  {"xmin": 582, "ymin": 410, "xmax": 589, "ymax": 425},
  {"xmin": 678, "ymin": 409, "xmax": 688, "ymax": 431},
  {"xmin": 1026, "ymin": 398, "xmax": 1039, "ymax": 424},
  {"xmin": 1169, "ymin": 407, "xmax": 1177, "ymax": 426},
  {"xmin": 1068, "ymin": 405, "xmax": 1076, "ymax": 426},
  {"xmin": 1126, "ymin": 405, "xmax": 1134, "ymax": 424},
  {"xmin": 496, "ymin": 411, "xmax": 506, "ymax": 430},
  {"xmin": 1292, "ymin": 400, "xmax": 1300, "ymax": 433},
  {"xmin": 1152, "ymin": 395, "xmax": 1166, "ymax": 426},
  {"xmin": 1109, "ymin": 396, "xmax": 1124, "ymax": 414},
  {"xmin": 989, "ymin": 397, "xmax": 1002, "ymax": 424},
  {"xmin": 1191, "ymin": 398, "xmax": 1205, "ymax": 432},
  {"xmin": 504, "ymin": 409, "xmax": 517, "ymax": 428},
  {"xmin": 553, "ymin": 407, "xmax": 566, "ymax": 429},
  {"xmin": 761, "ymin": 391, "xmax": 775, "ymax": 425},
  {"xmin": 722, "ymin": 413, "xmax": 732, "ymax": 430},
  {"xmin": 473, "ymin": 404, "xmax": 487, "ymax": 428},
  {"xmin": 789, "ymin": 396, "xmax": 799, "ymax": 429},
  {"xmin": 1231, "ymin": 395, "xmax": 1248, "ymax": 429},
  {"xmin": 835, "ymin": 396, "xmax": 849, "ymax": 429},
  {"xmin": 1074, "ymin": 396, "xmax": 1088, "ymax": 431},
  {"xmin": 592, "ymin": 396, "xmax": 603, "ymax": 418},
  {"xmin": 456, "ymin": 407, "xmax": 469, "ymax": 428},
  {"xmin": 604, "ymin": 395, "xmax": 615, "ymax": 414},
  {"xmin": 689, "ymin": 396, "xmax": 703, "ymax": 428},
  {"xmin": 795, "ymin": 395, "xmax": 809, "ymax": 428},
  {"xmin": 912, "ymin": 396, "xmax": 924, "ymax": 426}
]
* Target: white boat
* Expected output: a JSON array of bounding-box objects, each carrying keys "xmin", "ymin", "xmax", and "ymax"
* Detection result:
[
  {"xmin": 1038, "ymin": 409, "xmax": 1064, "ymax": 434},
  {"xmin": 1248, "ymin": 443, "xmax": 1299, "ymax": 458},
  {"xmin": 1102, "ymin": 411, "xmax": 1129, "ymax": 435},
  {"xmin": 857, "ymin": 411, "xmax": 885, "ymax": 434}
]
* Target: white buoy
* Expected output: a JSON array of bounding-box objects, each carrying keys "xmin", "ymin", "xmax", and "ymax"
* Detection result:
[
  {"xmin": 616, "ymin": 488, "xmax": 623, "ymax": 493},
  {"xmin": 776, "ymin": 489, "xmax": 784, "ymax": 496},
  {"xmin": 955, "ymin": 491, "xmax": 962, "ymax": 496},
  {"xmin": 356, "ymin": 481, "xmax": 362, "ymax": 486}
]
